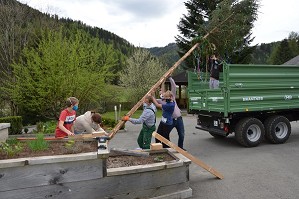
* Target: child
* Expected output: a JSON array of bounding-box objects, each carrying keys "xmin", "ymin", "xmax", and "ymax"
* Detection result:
[
  {"xmin": 55, "ymin": 97, "xmax": 79, "ymax": 138},
  {"xmin": 122, "ymin": 96, "xmax": 156, "ymax": 149}
]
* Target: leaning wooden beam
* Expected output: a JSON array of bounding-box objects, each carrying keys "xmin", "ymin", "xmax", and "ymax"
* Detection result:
[
  {"xmin": 109, "ymin": 14, "xmax": 233, "ymax": 140},
  {"xmin": 153, "ymin": 131, "xmax": 224, "ymax": 180}
]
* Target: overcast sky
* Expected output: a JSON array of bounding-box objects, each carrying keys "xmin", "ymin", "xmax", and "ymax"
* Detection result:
[{"xmin": 18, "ymin": 0, "xmax": 299, "ymax": 48}]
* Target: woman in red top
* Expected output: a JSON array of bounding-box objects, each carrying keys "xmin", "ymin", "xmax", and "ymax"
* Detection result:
[{"xmin": 55, "ymin": 97, "xmax": 79, "ymax": 138}]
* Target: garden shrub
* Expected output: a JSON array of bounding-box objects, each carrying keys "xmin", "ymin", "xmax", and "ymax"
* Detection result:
[{"xmin": 0, "ymin": 116, "xmax": 23, "ymax": 135}]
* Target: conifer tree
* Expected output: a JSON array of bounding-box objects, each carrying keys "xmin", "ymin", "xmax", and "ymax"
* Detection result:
[
  {"xmin": 176, "ymin": 0, "xmax": 259, "ymax": 69},
  {"xmin": 268, "ymin": 39, "xmax": 294, "ymax": 65}
]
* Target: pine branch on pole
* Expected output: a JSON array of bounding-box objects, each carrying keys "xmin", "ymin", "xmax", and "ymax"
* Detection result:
[{"xmin": 109, "ymin": 14, "xmax": 233, "ymax": 140}]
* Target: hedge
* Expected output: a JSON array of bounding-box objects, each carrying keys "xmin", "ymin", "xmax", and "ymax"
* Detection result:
[{"xmin": 0, "ymin": 116, "xmax": 23, "ymax": 135}]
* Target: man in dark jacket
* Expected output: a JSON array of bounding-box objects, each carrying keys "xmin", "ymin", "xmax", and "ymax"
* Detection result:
[{"xmin": 209, "ymin": 54, "xmax": 222, "ymax": 89}]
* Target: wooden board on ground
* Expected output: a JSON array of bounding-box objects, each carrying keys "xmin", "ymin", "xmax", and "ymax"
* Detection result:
[{"xmin": 152, "ymin": 131, "xmax": 224, "ymax": 180}]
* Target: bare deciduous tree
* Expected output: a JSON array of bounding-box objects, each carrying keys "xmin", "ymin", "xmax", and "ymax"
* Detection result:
[{"xmin": 119, "ymin": 48, "xmax": 167, "ymax": 102}]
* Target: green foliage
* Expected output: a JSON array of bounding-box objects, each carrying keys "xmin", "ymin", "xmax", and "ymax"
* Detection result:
[
  {"xmin": 0, "ymin": 116, "xmax": 22, "ymax": 135},
  {"xmin": 101, "ymin": 118, "xmax": 117, "ymax": 129},
  {"xmin": 28, "ymin": 133, "xmax": 49, "ymax": 151},
  {"xmin": 288, "ymin": 32, "xmax": 299, "ymax": 57},
  {"xmin": 64, "ymin": 139, "xmax": 76, "ymax": 149},
  {"xmin": 148, "ymin": 43, "xmax": 181, "ymax": 67},
  {"xmin": 64, "ymin": 139, "xmax": 76, "ymax": 152},
  {"xmin": 250, "ymin": 42, "xmax": 278, "ymax": 64},
  {"xmin": 176, "ymin": 0, "xmax": 259, "ymax": 67},
  {"xmin": 63, "ymin": 139, "xmax": 84, "ymax": 154},
  {"xmin": 5, "ymin": 137, "xmax": 20, "ymax": 146},
  {"xmin": 0, "ymin": 140, "xmax": 23, "ymax": 158},
  {"xmin": 35, "ymin": 121, "xmax": 57, "ymax": 134},
  {"xmin": 268, "ymin": 39, "xmax": 294, "ymax": 65},
  {"xmin": 119, "ymin": 48, "xmax": 167, "ymax": 102},
  {"xmin": 266, "ymin": 31, "xmax": 299, "ymax": 65},
  {"xmin": 2, "ymin": 28, "xmax": 119, "ymax": 120}
]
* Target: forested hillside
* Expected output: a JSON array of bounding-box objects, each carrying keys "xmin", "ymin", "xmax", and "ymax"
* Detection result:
[
  {"xmin": 149, "ymin": 38, "xmax": 299, "ymax": 66},
  {"xmin": 0, "ymin": 0, "xmax": 136, "ymax": 123}
]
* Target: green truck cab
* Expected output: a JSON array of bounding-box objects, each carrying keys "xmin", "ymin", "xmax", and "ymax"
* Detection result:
[{"xmin": 188, "ymin": 63, "xmax": 299, "ymax": 147}]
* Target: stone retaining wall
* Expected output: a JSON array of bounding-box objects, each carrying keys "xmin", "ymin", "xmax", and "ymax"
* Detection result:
[{"xmin": 0, "ymin": 123, "xmax": 10, "ymax": 142}]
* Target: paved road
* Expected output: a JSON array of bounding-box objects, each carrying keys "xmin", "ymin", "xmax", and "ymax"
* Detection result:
[{"xmin": 109, "ymin": 114, "xmax": 299, "ymax": 199}]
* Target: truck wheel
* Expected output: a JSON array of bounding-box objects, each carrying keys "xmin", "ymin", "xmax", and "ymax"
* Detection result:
[
  {"xmin": 264, "ymin": 116, "xmax": 291, "ymax": 144},
  {"xmin": 235, "ymin": 117, "xmax": 265, "ymax": 147},
  {"xmin": 209, "ymin": 132, "xmax": 228, "ymax": 139}
]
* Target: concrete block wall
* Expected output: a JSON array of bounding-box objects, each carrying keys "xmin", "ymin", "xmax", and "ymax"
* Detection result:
[{"xmin": 0, "ymin": 123, "xmax": 10, "ymax": 142}]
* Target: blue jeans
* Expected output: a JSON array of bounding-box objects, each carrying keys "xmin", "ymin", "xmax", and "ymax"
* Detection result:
[{"xmin": 170, "ymin": 116, "xmax": 185, "ymax": 148}]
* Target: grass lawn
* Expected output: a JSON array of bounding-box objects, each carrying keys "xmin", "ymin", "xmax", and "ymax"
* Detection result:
[{"xmin": 101, "ymin": 109, "xmax": 162, "ymax": 120}]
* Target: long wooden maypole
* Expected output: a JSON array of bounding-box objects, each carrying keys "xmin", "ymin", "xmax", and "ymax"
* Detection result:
[{"xmin": 109, "ymin": 14, "xmax": 233, "ymax": 139}]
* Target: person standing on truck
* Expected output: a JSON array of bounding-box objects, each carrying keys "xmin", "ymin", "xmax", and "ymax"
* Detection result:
[
  {"xmin": 122, "ymin": 96, "xmax": 157, "ymax": 149},
  {"xmin": 209, "ymin": 53, "xmax": 222, "ymax": 89},
  {"xmin": 151, "ymin": 90, "xmax": 175, "ymax": 148}
]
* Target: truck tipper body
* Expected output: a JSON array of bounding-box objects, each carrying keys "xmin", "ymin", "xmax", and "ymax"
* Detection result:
[{"xmin": 188, "ymin": 63, "xmax": 299, "ymax": 147}]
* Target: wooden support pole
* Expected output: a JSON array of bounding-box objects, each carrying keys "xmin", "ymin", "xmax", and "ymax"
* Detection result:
[{"xmin": 152, "ymin": 132, "xmax": 224, "ymax": 180}]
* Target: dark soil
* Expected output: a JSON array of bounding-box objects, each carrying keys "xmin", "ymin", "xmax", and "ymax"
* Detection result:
[
  {"xmin": 107, "ymin": 153, "xmax": 176, "ymax": 169},
  {"xmin": 0, "ymin": 141, "xmax": 98, "ymax": 160},
  {"xmin": 0, "ymin": 141, "xmax": 176, "ymax": 168}
]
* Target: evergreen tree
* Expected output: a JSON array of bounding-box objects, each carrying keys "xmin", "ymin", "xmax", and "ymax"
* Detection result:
[
  {"xmin": 176, "ymin": 0, "xmax": 259, "ymax": 69},
  {"xmin": 268, "ymin": 39, "xmax": 294, "ymax": 65},
  {"xmin": 288, "ymin": 31, "xmax": 299, "ymax": 58}
]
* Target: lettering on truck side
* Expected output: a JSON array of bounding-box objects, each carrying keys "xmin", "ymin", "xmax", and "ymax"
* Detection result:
[{"xmin": 242, "ymin": 96, "xmax": 264, "ymax": 101}]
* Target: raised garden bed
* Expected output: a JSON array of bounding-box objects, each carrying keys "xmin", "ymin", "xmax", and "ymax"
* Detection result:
[{"xmin": 0, "ymin": 137, "xmax": 192, "ymax": 199}]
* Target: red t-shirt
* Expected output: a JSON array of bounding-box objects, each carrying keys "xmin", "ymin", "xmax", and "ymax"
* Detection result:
[{"xmin": 55, "ymin": 108, "xmax": 76, "ymax": 137}]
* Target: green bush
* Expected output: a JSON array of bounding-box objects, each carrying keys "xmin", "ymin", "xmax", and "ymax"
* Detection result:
[
  {"xmin": 28, "ymin": 133, "xmax": 49, "ymax": 151},
  {"xmin": 0, "ymin": 140, "xmax": 23, "ymax": 158},
  {"xmin": 35, "ymin": 121, "xmax": 57, "ymax": 134},
  {"xmin": 0, "ymin": 116, "xmax": 23, "ymax": 135},
  {"xmin": 101, "ymin": 117, "xmax": 117, "ymax": 128}
]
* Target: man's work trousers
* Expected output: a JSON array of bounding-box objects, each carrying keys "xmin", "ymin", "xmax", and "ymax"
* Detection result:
[{"xmin": 138, "ymin": 123, "xmax": 156, "ymax": 149}]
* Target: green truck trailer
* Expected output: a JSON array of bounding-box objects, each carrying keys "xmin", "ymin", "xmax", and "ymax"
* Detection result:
[{"xmin": 188, "ymin": 63, "xmax": 299, "ymax": 147}]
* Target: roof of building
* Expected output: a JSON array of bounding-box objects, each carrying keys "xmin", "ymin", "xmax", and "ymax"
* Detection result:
[
  {"xmin": 283, "ymin": 55, "xmax": 299, "ymax": 65},
  {"xmin": 165, "ymin": 71, "xmax": 188, "ymax": 84}
]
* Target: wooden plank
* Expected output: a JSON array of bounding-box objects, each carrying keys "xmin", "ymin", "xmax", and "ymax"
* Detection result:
[{"xmin": 152, "ymin": 132, "xmax": 224, "ymax": 179}]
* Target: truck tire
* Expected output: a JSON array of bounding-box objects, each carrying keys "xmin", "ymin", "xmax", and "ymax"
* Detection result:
[
  {"xmin": 264, "ymin": 116, "xmax": 291, "ymax": 144},
  {"xmin": 235, "ymin": 117, "xmax": 265, "ymax": 147},
  {"xmin": 209, "ymin": 132, "xmax": 228, "ymax": 139}
]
